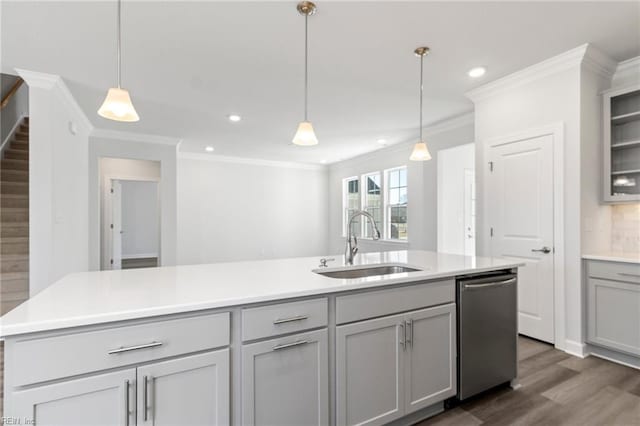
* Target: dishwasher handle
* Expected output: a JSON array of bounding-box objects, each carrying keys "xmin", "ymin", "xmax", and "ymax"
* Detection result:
[{"xmin": 462, "ymin": 277, "xmax": 516, "ymax": 290}]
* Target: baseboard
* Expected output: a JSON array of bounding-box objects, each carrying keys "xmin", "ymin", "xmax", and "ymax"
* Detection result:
[
  {"xmin": 122, "ymin": 253, "xmax": 158, "ymax": 260},
  {"xmin": 588, "ymin": 344, "xmax": 640, "ymax": 370},
  {"xmin": 564, "ymin": 339, "xmax": 588, "ymax": 358}
]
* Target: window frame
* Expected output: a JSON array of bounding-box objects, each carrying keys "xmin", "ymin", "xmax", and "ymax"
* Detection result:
[
  {"xmin": 342, "ymin": 176, "xmax": 361, "ymax": 238},
  {"xmin": 384, "ymin": 166, "xmax": 409, "ymax": 242}
]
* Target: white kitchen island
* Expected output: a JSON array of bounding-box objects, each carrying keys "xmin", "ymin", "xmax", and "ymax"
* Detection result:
[{"xmin": 1, "ymin": 250, "xmax": 521, "ymax": 426}]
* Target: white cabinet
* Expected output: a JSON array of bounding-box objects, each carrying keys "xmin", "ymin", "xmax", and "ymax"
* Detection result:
[
  {"xmin": 242, "ymin": 329, "xmax": 329, "ymax": 426},
  {"xmin": 12, "ymin": 369, "xmax": 136, "ymax": 426},
  {"xmin": 336, "ymin": 304, "xmax": 456, "ymax": 426},
  {"xmin": 136, "ymin": 350, "xmax": 229, "ymax": 426}
]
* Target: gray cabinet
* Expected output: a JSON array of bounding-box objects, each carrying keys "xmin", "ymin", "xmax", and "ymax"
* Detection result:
[
  {"xmin": 242, "ymin": 329, "xmax": 329, "ymax": 426},
  {"xmin": 603, "ymin": 84, "xmax": 640, "ymax": 202},
  {"xmin": 403, "ymin": 305, "xmax": 456, "ymax": 413},
  {"xmin": 587, "ymin": 261, "xmax": 640, "ymax": 355},
  {"xmin": 336, "ymin": 313, "xmax": 406, "ymax": 426},
  {"xmin": 12, "ymin": 368, "xmax": 136, "ymax": 426},
  {"xmin": 136, "ymin": 349, "xmax": 229, "ymax": 426},
  {"xmin": 336, "ymin": 304, "xmax": 456, "ymax": 426}
]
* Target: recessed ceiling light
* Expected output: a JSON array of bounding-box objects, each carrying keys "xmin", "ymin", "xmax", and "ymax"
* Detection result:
[
  {"xmin": 228, "ymin": 114, "xmax": 241, "ymax": 122},
  {"xmin": 320, "ymin": 159, "xmax": 327, "ymax": 164},
  {"xmin": 468, "ymin": 67, "xmax": 486, "ymax": 78},
  {"xmin": 205, "ymin": 146, "xmax": 215, "ymax": 152},
  {"xmin": 377, "ymin": 139, "xmax": 387, "ymax": 145}
]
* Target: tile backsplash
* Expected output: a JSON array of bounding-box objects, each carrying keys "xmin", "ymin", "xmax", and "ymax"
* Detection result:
[{"xmin": 611, "ymin": 203, "xmax": 640, "ymax": 253}]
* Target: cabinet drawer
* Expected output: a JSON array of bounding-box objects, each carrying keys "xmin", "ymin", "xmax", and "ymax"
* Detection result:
[
  {"xmin": 588, "ymin": 260, "xmax": 640, "ymax": 284},
  {"xmin": 336, "ymin": 279, "xmax": 454, "ymax": 325},
  {"xmin": 11, "ymin": 312, "xmax": 230, "ymax": 387},
  {"xmin": 242, "ymin": 298, "xmax": 327, "ymax": 342}
]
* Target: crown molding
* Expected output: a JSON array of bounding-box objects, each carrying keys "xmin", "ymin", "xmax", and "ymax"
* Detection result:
[
  {"xmin": 466, "ymin": 44, "xmax": 604, "ymax": 103},
  {"xmin": 581, "ymin": 44, "xmax": 617, "ymax": 79},
  {"xmin": 16, "ymin": 68, "xmax": 94, "ymax": 133},
  {"xmin": 178, "ymin": 152, "xmax": 327, "ymax": 171},
  {"xmin": 90, "ymin": 128, "xmax": 182, "ymax": 146},
  {"xmin": 612, "ymin": 56, "xmax": 640, "ymax": 88}
]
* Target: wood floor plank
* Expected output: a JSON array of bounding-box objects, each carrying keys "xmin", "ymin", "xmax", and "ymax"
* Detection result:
[
  {"xmin": 518, "ymin": 336, "xmax": 552, "ymax": 361},
  {"xmin": 417, "ymin": 407, "xmax": 483, "ymax": 426}
]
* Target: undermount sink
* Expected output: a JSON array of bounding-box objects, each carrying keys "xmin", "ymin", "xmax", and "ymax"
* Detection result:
[{"xmin": 315, "ymin": 265, "xmax": 422, "ymax": 279}]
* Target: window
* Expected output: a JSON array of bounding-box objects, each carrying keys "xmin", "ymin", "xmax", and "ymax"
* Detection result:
[
  {"xmin": 362, "ymin": 172, "xmax": 382, "ymax": 238},
  {"xmin": 386, "ymin": 167, "xmax": 408, "ymax": 240},
  {"xmin": 343, "ymin": 177, "xmax": 360, "ymax": 237},
  {"xmin": 341, "ymin": 166, "xmax": 408, "ymax": 241}
]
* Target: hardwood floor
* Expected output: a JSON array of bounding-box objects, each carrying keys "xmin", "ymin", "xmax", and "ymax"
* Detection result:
[{"xmin": 418, "ymin": 336, "xmax": 640, "ymax": 426}]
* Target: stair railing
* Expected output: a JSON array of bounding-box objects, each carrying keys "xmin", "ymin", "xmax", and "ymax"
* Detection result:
[{"xmin": 1, "ymin": 77, "xmax": 24, "ymax": 110}]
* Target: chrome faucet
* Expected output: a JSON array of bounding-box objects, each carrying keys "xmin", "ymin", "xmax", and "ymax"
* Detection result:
[{"xmin": 345, "ymin": 210, "xmax": 381, "ymax": 265}]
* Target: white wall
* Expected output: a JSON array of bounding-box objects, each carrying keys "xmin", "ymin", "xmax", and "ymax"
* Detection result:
[
  {"xmin": 19, "ymin": 70, "xmax": 92, "ymax": 296},
  {"xmin": 177, "ymin": 155, "xmax": 329, "ymax": 264},
  {"xmin": 437, "ymin": 143, "xmax": 475, "ymax": 255},
  {"xmin": 467, "ymin": 44, "xmax": 617, "ymax": 352},
  {"xmin": 327, "ymin": 115, "xmax": 474, "ymax": 254},
  {"xmin": 120, "ymin": 181, "xmax": 159, "ymax": 258},
  {"xmin": 89, "ymin": 134, "xmax": 178, "ymax": 270}
]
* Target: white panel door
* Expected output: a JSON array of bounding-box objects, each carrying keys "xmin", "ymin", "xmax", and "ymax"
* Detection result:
[
  {"xmin": 242, "ymin": 329, "xmax": 328, "ymax": 426},
  {"xmin": 488, "ymin": 134, "xmax": 555, "ymax": 343},
  {"xmin": 12, "ymin": 369, "xmax": 135, "ymax": 426},
  {"xmin": 404, "ymin": 304, "xmax": 456, "ymax": 414},
  {"xmin": 111, "ymin": 179, "xmax": 123, "ymax": 270},
  {"xmin": 136, "ymin": 349, "xmax": 229, "ymax": 426},
  {"xmin": 336, "ymin": 313, "xmax": 405, "ymax": 426}
]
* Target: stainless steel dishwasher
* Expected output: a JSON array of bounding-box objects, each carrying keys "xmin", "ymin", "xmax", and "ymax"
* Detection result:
[{"xmin": 456, "ymin": 270, "xmax": 518, "ymax": 400}]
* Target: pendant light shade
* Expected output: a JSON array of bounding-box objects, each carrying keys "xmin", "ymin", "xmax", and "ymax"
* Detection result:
[
  {"xmin": 98, "ymin": 88, "xmax": 139, "ymax": 122},
  {"xmin": 410, "ymin": 142, "xmax": 431, "ymax": 161},
  {"xmin": 293, "ymin": 121, "xmax": 319, "ymax": 146},
  {"xmin": 410, "ymin": 46, "xmax": 431, "ymax": 161},
  {"xmin": 98, "ymin": 0, "xmax": 139, "ymax": 122},
  {"xmin": 293, "ymin": 1, "xmax": 318, "ymax": 146}
]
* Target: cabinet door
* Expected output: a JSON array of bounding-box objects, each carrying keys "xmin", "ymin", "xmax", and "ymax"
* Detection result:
[
  {"xmin": 242, "ymin": 329, "xmax": 328, "ymax": 426},
  {"xmin": 404, "ymin": 304, "xmax": 456, "ymax": 414},
  {"xmin": 136, "ymin": 349, "xmax": 229, "ymax": 426},
  {"xmin": 588, "ymin": 278, "xmax": 640, "ymax": 355},
  {"xmin": 12, "ymin": 368, "xmax": 135, "ymax": 426},
  {"xmin": 336, "ymin": 313, "xmax": 405, "ymax": 426}
]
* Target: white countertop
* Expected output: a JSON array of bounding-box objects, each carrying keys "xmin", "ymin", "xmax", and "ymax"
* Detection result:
[
  {"xmin": 0, "ymin": 250, "xmax": 521, "ymax": 337},
  {"xmin": 582, "ymin": 252, "xmax": 640, "ymax": 264}
]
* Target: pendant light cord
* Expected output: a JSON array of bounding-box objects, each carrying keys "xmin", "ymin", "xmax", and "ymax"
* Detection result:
[
  {"xmin": 117, "ymin": 0, "xmax": 122, "ymax": 88},
  {"xmin": 419, "ymin": 53, "xmax": 424, "ymax": 142},
  {"xmin": 304, "ymin": 13, "xmax": 309, "ymax": 121}
]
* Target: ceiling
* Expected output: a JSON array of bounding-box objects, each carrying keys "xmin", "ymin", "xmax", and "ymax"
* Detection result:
[{"xmin": 1, "ymin": 1, "xmax": 639, "ymax": 164}]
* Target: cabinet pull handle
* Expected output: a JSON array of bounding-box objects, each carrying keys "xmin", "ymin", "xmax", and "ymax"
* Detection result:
[
  {"xmin": 108, "ymin": 341, "xmax": 163, "ymax": 355},
  {"xmin": 124, "ymin": 379, "xmax": 130, "ymax": 426},
  {"xmin": 463, "ymin": 278, "xmax": 516, "ymax": 289},
  {"xmin": 399, "ymin": 323, "xmax": 405, "ymax": 351},
  {"xmin": 273, "ymin": 315, "xmax": 309, "ymax": 325},
  {"xmin": 406, "ymin": 319, "xmax": 413, "ymax": 348},
  {"xmin": 143, "ymin": 375, "xmax": 150, "ymax": 421},
  {"xmin": 273, "ymin": 340, "xmax": 309, "ymax": 351}
]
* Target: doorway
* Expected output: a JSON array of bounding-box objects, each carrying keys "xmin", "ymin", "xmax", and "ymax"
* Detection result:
[
  {"xmin": 100, "ymin": 158, "xmax": 161, "ymax": 270},
  {"xmin": 437, "ymin": 143, "xmax": 475, "ymax": 256}
]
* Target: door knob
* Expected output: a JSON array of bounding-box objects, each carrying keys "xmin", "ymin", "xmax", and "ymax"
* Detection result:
[{"xmin": 531, "ymin": 246, "xmax": 551, "ymax": 254}]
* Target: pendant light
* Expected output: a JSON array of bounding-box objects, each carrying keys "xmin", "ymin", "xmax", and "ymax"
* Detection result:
[
  {"xmin": 98, "ymin": 0, "xmax": 140, "ymax": 122},
  {"xmin": 409, "ymin": 47, "xmax": 431, "ymax": 161},
  {"xmin": 292, "ymin": 1, "xmax": 318, "ymax": 146}
]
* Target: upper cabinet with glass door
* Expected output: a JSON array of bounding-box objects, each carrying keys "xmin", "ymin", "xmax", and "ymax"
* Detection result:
[{"xmin": 604, "ymin": 85, "xmax": 640, "ymax": 203}]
